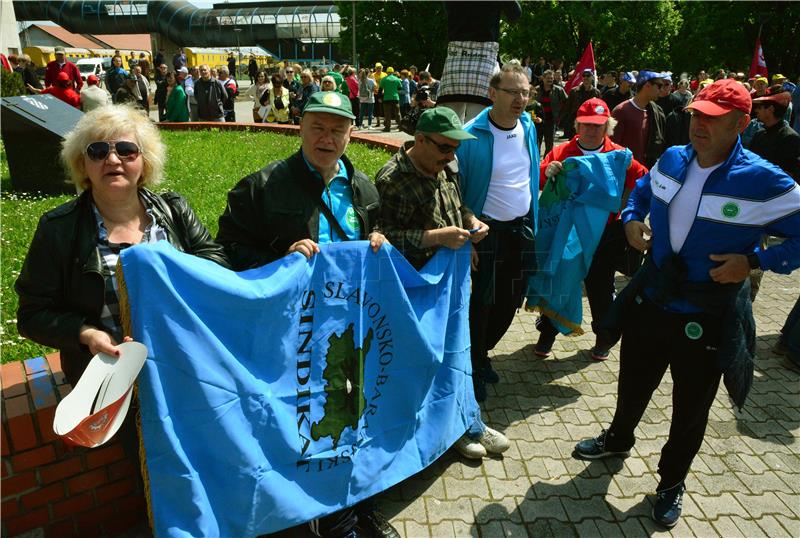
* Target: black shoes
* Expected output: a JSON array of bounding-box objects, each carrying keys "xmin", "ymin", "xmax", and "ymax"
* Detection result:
[
  {"xmin": 356, "ymin": 507, "xmax": 400, "ymax": 538},
  {"xmin": 652, "ymin": 481, "xmax": 685, "ymax": 528}
]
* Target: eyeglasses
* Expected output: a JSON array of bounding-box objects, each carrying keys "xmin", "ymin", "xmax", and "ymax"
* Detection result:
[
  {"xmin": 85, "ymin": 141, "xmax": 141, "ymax": 162},
  {"xmin": 423, "ymin": 135, "xmax": 459, "ymax": 154},
  {"xmin": 497, "ymin": 87, "xmax": 530, "ymax": 99}
]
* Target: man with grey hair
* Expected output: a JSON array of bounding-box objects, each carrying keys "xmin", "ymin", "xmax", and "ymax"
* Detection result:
[
  {"xmin": 218, "ymin": 65, "xmax": 238, "ymax": 122},
  {"xmin": 534, "ymin": 97, "xmax": 648, "ymax": 359},
  {"xmin": 456, "ymin": 61, "xmax": 540, "ymax": 403}
]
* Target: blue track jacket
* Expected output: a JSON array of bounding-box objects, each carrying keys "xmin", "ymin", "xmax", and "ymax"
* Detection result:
[
  {"xmin": 623, "ymin": 140, "xmax": 800, "ymax": 313},
  {"xmin": 455, "ymin": 106, "xmax": 540, "ymax": 234}
]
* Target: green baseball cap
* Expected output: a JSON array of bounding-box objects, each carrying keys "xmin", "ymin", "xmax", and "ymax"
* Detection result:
[
  {"xmin": 415, "ymin": 107, "xmax": 476, "ymax": 140},
  {"xmin": 302, "ymin": 91, "xmax": 356, "ymax": 120}
]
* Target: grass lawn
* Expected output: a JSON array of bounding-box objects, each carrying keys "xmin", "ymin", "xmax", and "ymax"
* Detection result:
[{"xmin": 1, "ymin": 129, "xmax": 393, "ymax": 363}]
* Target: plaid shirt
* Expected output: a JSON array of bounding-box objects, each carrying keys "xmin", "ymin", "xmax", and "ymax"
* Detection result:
[
  {"xmin": 375, "ymin": 142, "xmax": 474, "ymax": 269},
  {"xmin": 92, "ymin": 200, "xmax": 167, "ymax": 343}
]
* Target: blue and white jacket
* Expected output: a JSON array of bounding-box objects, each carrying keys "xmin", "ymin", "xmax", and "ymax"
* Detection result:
[
  {"xmin": 623, "ymin": 139, "xmax": 800, "ymax": 312},
  {"xmin": 456, "ymin": 106, "xmax": 540, "ymax": 231}
]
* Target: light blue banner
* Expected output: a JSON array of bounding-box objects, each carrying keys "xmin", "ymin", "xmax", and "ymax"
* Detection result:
[
  {"xmin": 120, "ymin": 241, "xmax": 478, "ymax": 537},
  {"xmin": 527, "ymin": 150, "xmax": 631, "ymax": 334}
]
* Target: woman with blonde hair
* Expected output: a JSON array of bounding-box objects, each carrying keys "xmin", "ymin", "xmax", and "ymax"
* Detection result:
[
  {"xmin": 15, "ymin": 104, "xmax": 227, "ymax": 387},
  {"xmin": 261, "ymin": 72, "xmax": 291, "ymax": 124}
]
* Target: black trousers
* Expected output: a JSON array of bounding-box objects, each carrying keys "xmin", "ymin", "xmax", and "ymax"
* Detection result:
[
  {"xmin": 539, "ymin": 219, "xmax": 625, "ymax": 342},
  {"xmin": 604, "ymin": 296, "xmax": 722, "ymax": 491},
  {"xmin": 537, "ymin": 118, "xmax": 556, "ymax": 156},
  {"xmin": 470, "ymin": 219, "xmax": 535, "ymax": 368}
]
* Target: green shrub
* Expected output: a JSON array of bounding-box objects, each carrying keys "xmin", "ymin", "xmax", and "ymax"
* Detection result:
[
  {"xmin": 1, "ymin": 130, "xmax": 393, "ymax": 362},
  {"xmin": 1, "ymin": 69, "xmax": 26, "ymax": 97}
]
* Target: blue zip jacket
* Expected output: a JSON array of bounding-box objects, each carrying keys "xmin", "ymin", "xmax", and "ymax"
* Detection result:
[
  {"xmin": 456, "ymin": 106, "xmax": 540, "ymax": 233},
  {"xmin": 623, "ymin": 139, "xmax": 800, "ymax": 312}
]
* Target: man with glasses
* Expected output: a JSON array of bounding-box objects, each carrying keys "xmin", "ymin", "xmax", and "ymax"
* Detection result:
[
  {"xmin": 561, "ymin": 68, "xmax": 601, "ymax": 139},
  {"xmin": 611, "ymin": 70, "xmax": 667, "ymax": 167},
  {"xmin": 456, "ymin": 61, "xmax": 540, "ymax": 404},
  {"xmin": 375, "ymin": 107, "xmax": 510, "ymax": 461}
]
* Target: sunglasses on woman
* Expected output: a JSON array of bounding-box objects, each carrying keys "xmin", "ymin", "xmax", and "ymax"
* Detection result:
[{"xmin": 85, "ymin": 141, "xmax": 141, "ymax": 162}]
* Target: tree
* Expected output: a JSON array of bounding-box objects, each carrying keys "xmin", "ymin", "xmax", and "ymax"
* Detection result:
[
  {"xmin": 335, "ymin": 1, "xmax": 448, "ymax": 74},
  {"xmin": 673, "ymin": 1, "xmax": 800, "ymax": 78},
  {"xmin": 500, "ymin": 1, "xmax": 682, "ymax": 72}
]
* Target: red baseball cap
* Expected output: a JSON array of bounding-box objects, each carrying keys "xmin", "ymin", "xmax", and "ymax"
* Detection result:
[
  {"xmin": 87, "ymin": 74, "xmax": 99, "ymax": 85},
  {"xmin": 57, "ymin": 71, "xmax": 71, "ymax": 82},
  {"xmin": 753, "ymin": 91, "xmax": 791, "ymax": 108},
  {"xmin": 686, "ymin": 79, "xmax": 751, "ymax": 116},
  {"xmin": 576, "ymin": 97, "xmax": 610, "ymax": 125}
]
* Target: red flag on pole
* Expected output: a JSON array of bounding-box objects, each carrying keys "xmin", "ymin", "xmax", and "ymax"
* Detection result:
[
  {"xmin": 565, "ymin": 41, "xmax": 596, "ymax": 93},
  {"xmin": 749, "ymin": 37, "xmax": 768, "ymax": 79}
]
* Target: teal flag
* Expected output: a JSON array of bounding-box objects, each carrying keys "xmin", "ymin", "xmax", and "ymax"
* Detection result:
[
  {"xmin": 119, "ymin": 241, "xmax": 478, "ymax": 537},
  {"xmin": 526, "ymin": 150, "xmax": 631, "ymax": 334}
]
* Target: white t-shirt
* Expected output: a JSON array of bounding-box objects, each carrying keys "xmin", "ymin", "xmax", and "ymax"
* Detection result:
[
  {"xmin": 668, "ymin": 158, "xmax": 722, "ymax": 252},
  {"xmin": 482, "ymin": 118, "xmax": 532, "ymax": 221}
]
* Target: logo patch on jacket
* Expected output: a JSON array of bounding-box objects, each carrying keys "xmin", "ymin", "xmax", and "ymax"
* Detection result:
[{"xmin": 721, "ymin": 201, "xmax": 740, "ymax": 219}]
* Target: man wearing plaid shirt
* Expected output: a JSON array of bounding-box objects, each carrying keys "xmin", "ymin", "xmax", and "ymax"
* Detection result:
[{"xmin": 375, "ymin": 107, "xmax": 511, "ymax": 460}]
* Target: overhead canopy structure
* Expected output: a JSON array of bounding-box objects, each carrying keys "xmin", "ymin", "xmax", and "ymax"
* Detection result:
[{"xmin": 13, "ymin": 1, "xmax": 341, "ymax": 60}]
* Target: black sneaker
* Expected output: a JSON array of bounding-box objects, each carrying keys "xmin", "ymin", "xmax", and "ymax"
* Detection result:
[
  {"xmin": 652, "ymin": 482, "xmax": 685, "ymax": 528},
  {"xmin": 573, "ymin": 429, "xmax": 630, "ymax": 460},
  {"xmin": 473, "ymin": 376, "xmax": 487, "ymax": 402},
  {"xmin": 357, "ymin": 508, "xmax": 400, "ymax": 538},
  {"xmin": 590, "ymin": 347, "xmax": 610, "ymax": 361},
  {"xmin": 534, "ymin": 319, "xmax": 557, "ymax": 357}
]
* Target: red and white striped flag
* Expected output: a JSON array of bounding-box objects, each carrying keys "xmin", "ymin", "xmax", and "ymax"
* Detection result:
[
  {"xmin": 565, "ymin": 41, "xmax": 596, "ymax": 93},
  {"xmin": 748, "ymin": 37, "xmax": 768, "ymax": 79}
]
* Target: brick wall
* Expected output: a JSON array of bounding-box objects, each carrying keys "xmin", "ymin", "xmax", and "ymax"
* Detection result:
[{"xmin": 1, "ymin": 353, "xmax": 147, "ymax": 537}]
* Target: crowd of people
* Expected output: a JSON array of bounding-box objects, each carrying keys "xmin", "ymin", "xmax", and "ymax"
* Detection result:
[{"xmin": 7, "ymin": 37, "xmax": 800, "ymax": 536}]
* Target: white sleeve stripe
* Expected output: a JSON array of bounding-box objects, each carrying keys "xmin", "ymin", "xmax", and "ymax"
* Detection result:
[
  {"xmin": 650, "ymin": 168, "xmax": 681, "ymax": 205},
  {"xmin": 697, "ymin": 186, "xmax": 800, "ymax": 226}
]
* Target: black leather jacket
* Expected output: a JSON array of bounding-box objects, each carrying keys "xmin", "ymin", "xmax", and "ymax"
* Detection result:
[
  {"xmin": 217, "ymin": 150, "xmax": 381, "ymax": 270},
  {"xmin": 15, "ymin": 189, "xmax": 228, "ymax": 386}
]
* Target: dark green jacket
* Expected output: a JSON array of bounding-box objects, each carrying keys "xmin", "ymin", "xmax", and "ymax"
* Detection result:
[
  {"xmin": 15, "ymin": 188, "xmax": 227, "ymax": 386},
  {"xmin": 216, "ymin": 150, "xmax": 381, "ymax": 270}
]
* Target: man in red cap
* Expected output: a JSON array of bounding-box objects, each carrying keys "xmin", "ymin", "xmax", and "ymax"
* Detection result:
[
  {"xmin": 534, "ymin": 97, "xmax": 648, "ymax": 359},
  {"xmin": 80, "ymin": 74, "xmax": 110, "ymax": 112},
  {"xmin": 750, "ymin": 90, "xmax": 800, "ymax": 182},
  {"xmin": 36, "ymin": 71, "xmax": 81, "ymax": 108},
  {"xmin": 573, "ymin": 79, "xmax": 800, "ymax": 528}
]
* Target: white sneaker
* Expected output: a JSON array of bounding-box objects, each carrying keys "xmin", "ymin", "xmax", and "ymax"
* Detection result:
[
  {"xmin": 479, "ymin": 426, "xmax": 510, "ymax": 454},
  {"xmin": 453, "ymin": 434, "xmax": 487, "ymax": 459}
]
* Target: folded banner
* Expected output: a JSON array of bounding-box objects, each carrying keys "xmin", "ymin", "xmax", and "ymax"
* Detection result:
[
  {"xmin": 526, "ymin": 150, "xmax": 632, "ymax": 334},
  {"xmin": 119, "ymin": 241, "xmax": 478, "ymax": 537}
]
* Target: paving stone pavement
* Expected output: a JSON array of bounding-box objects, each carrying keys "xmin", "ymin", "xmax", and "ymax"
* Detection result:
[{"xmin": 375, "ymin": 271, "xmax": 800, "ymax": 537}]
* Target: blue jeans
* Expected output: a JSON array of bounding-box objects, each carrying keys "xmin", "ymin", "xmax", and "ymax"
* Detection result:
[
  {"xmin": 467, "ymin": 415, "xmax": 486, "ymax": 439},
  {"xmin": 359, "ymin": 102, "xmax": 374, "ymax": 127}
]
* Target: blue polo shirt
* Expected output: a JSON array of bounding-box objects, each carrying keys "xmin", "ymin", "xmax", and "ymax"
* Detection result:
[{"xmin": 302, "ymin": 152, "xmax": 361, "ymax": 243}]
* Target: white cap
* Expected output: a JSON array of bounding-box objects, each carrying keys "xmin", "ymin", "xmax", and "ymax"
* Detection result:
[{"xmin": 53, "ymin": 342, "xmax": 147, "ymax": 448}]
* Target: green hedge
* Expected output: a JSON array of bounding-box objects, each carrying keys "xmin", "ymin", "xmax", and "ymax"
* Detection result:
[{"xmin": 1, "ymin": 129, "xmax": 393, "ymax": 362}]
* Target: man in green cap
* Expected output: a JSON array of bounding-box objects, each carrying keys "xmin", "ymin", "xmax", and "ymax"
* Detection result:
[
  {"xmin": 218, "ymin": 91, "xmax": 387, "ymax": 267},
  {"xmin": 217, "ymin": 95, "xmax": 399, "ymax": 537},
  {"xmin": 375, "ymin": 107, "xmax": 511, "ymax": 461}
]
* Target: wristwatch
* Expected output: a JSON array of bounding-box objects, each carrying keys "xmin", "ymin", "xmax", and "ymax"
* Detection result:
[{"xmin": 746, "ymin": 252, "xmax": 761, "ymax": 269}]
